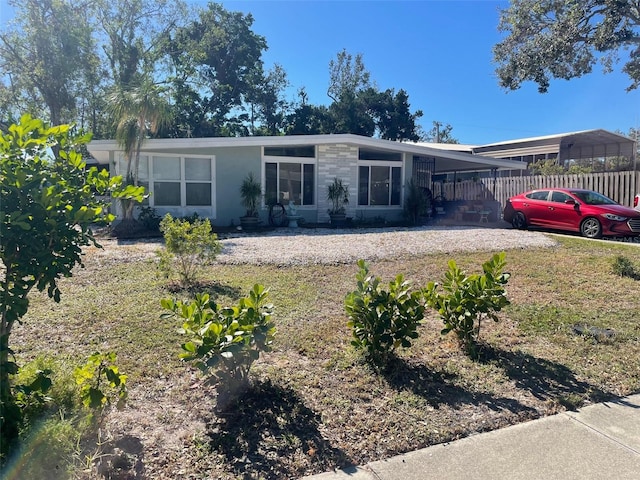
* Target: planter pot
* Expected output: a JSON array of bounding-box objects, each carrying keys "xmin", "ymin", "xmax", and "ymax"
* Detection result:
[
  {"xmin": 329, "ymin": 213, "xmax": 347, "ymax": 228},
  {"xmin": 240, "ymin": 215, "xmax": 260, "ymax": 230}
]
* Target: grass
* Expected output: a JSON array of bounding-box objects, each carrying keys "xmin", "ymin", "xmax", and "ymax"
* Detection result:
[{"xmin": 8, "ymin": 233, "xmax": 640, "ymax": 479}]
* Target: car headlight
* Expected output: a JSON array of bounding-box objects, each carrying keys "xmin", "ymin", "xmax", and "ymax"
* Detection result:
[{"xmin": 602, "ymin": 213, "xmax": 628, "ymax": 221}]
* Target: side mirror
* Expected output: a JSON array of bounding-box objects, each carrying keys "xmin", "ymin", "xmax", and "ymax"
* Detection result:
[{"xmin": 564, "ymin": 199, "xmax": 576, "ymax": 205}]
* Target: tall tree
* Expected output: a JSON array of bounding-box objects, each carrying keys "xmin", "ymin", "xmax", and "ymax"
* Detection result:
[
  {"xmin": 246, "ymin": 64, "xmax": 290, "ymax": 136},
  {"xmin": 0, "ymin": 0, "xmax": 98, "ymax": 126},
  {"xmin": 165, "ymin": 3, "xmax": 267, "ymax": 137},
  {"xmin": 285, "ymin": 88, "xmax": 332, "ymax": 135},
  {"xmin": 494, "ymin": 0, "xmax": 640, "ymax": 93},
  {"xmin": 327, "ymin": 48, "xmax": 371, "ymax": 102},
  {"xmin": 366, "ymin": 88, "xmax": 423, "ymax": 142},
  {"xmin": 423, "ymin": 121, "xmax": 459, "ymax": 144},
  {"xmin": 107, "ymin": 78, "xmax": 171, "ymax": 220}
]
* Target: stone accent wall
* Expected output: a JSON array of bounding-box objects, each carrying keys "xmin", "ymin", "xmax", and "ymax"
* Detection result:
[{"xmin": 317, "ymin": 144, "xmax": 358, "ymax": 223}]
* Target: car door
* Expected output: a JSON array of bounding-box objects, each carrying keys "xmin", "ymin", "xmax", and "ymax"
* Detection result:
[
  {"xmin": 522, "ymin": 190, "xmax": 551, "ymax": 226},
  {"xmin": 546, "ymin": 190, "xmax": 581, "ymax": 231}
]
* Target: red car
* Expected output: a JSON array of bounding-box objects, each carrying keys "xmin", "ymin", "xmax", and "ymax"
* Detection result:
[{"xmin": 503, "ymin": 188, "xmax": 640, "ymax": 239}]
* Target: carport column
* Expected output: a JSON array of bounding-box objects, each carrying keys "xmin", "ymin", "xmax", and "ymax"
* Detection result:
[{"xmin": 317, "ymin": 144, "xmax": 359, "ymax": 223}]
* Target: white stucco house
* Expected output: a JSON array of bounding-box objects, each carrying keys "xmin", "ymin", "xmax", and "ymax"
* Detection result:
[{"xmin": 87, "ymin": 134, "xmax": 526, "ymax": 226}]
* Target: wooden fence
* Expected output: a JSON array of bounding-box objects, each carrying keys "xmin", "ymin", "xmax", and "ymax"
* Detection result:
[{"xmin": 432, "ymin": 171, "xmax": 640, "ymax": 210}]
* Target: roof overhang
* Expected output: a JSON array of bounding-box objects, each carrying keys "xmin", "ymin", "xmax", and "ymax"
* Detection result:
[
  {"xmin": 87, "ymin": 134, "xmax": 527, "ymax": 173},
  {"xmin": 472, "ymin": 129, "xmax": 636, "ymax": 160}
]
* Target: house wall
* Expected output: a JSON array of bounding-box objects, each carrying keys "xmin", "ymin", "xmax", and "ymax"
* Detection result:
[
  {"xmin": 212, "ymin": 146, "xmax": 262, "ymax": 226},
  {"xmin": 104, "ymin": 141, "xmax": 413, "ymax": 226},
  {"xmin": 317, "ymin": 144, "xmax": 359, "ymax": 223}
]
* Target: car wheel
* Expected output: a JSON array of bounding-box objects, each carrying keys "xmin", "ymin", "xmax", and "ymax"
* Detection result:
[
  {"xmin": 580, "ymin": 217, "xmax": 602, "ymax": 239},
  {"xmin": 512, "ymin": 212, "xmax": 527, "ymax": 230}
]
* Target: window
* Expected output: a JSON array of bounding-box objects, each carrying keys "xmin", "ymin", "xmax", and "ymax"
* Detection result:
[
  {"xmin": 358, "ymin": 165, "xmax": 402, "ymax": 206},
  {"xmin": 263, "ymin": 145, "xmax": 316, "ymax": 206},
  {"xmin": 551, "ymin": 191, "xmax": 571, "ymax": 203},
  {"xmin": 123, "ymin": 154, "xmax": 214, "ymax": 208},
  {"xmin": 526, "ymin": 190, "xmax": 550, "ymax": 201},
  {"xmin": 264, "ymin": 162, "xmax": 315, "ymax": 205},
  {"xmin": 153, "ymin": 156, "xmax": 181, "ymax": 206},
  {"xmin": 264, "ymin": 145, "xmax": 315, "ymax": 158}
]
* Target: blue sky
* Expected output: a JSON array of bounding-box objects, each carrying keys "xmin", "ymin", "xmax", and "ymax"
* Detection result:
[
  {"xmin": 216, "ymin": 0, "xmax": 640, "ymax": 145},
  {"xmin": 1, "ymin": 0, "xmax": 638, "ymax": 145}
]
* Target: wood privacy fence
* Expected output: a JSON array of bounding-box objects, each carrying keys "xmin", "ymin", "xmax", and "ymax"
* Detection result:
[{"xmin": 432, "ymin": 171, "xmax": 640, "ymax": 210}]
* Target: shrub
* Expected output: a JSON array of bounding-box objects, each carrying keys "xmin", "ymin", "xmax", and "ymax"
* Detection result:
[
  {"xmin": 423, "ymin": 252, "xmax": 511, "ymax": 358},
  {"xmin": 345, "ymin": 260, "xmax": 425, "ymax": 369},
  {"xmin": 0, "ymin": 115, "xmax": 142, "ymax": 463},
  {"xmin": 612, "ymin": 255, "xmax": 638, "ymax": 279},
  {"xmin": 137, "ymin": 206, "xmax": 162, "ymax": 231},
  {"xmin": 158, "ymin": 214, "xmax": 222, "ymax": 287},
  {"xmin": 73, "ymin": 352, "xmax": 128, "ymax": 418},
  {"xmin": 161, "ymin": 284, "xmax": 276, "ymax": 411}
]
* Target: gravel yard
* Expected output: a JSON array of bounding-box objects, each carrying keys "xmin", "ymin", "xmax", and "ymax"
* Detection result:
[
  {"xmin": 93, "ymin": 226, "xmax": 558, "ymax": 265},
  {"xmin": 215, "ymin": 226, "xmax": 558, "ymax": 265}
]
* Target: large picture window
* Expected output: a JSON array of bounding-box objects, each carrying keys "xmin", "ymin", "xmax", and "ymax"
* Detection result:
[
  {"xmin": 358, "ymin": 165, "xmax": 402, "ymax": 206},
  {"xmin": 120, "ymin": 154, "xmax": 214, "ymax": 209},
  {"xmin": 263, "ymin": 144, "xmax": 316, "ymax": 207}
]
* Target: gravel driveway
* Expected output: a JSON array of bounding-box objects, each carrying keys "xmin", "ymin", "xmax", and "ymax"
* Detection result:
[{"xmin": 215, "ymin": 226, "xmax": 557, "ymax": 265}]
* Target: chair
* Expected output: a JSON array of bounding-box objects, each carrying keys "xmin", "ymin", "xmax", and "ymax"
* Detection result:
[{"xmin": 478, "ymin": 208, "xmax": 491, "ymax": 223}]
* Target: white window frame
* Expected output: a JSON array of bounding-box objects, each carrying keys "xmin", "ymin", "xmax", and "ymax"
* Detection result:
[
  {"xmin": 117, "ymin": 152, "xmax": 216, "ymax": 216},
  {"xmin": 357, "ymin": 161, "xmax": 403, "ymax": 208},
  {"xmin": 262, "ymin": 152, "xmax": 317, "ymax": 208}
]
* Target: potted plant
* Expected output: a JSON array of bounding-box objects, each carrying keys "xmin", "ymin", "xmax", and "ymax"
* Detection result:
[
  {"xmin": 240, "ymin": 172, "xmax": 262, "ymax": 230},
  {"xmin": 327, "ymin": 177, "xmax": 349, "ymax": 227}
]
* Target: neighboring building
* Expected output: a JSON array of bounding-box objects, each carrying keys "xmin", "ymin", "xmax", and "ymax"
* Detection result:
[
  {"xmin": 87, "ymin": 134, "xmax": 524, "ymax": 225},
  {"xmin": 421, "ymin": 129, "xmax": 637, "ymax": 178}
]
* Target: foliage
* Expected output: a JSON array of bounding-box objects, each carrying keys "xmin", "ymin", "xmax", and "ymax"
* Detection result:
[
  {"xmin": 161, "ymin": 285, "xmax": 276, "ymax": 410},
  {"xmin": 345, "ymin": 260, "xmax": 425, "ymax": 369},
  {"xmin": 0, "ymin": 115, "xmax": 143, "ymax": 461},
  {"xmin": 158, "ymin": 214, "xmax": 222, "ymax": 287},
  {"xmin": 403, "ymin": 179, "xmax": 430, "ymax": 225},
  {"xmin": 612, "ymin": 255, "xmax": 639, "ymax": 280},
  {"xmin": 0, "ymin": 0, "xmax": 99, "ymax": 126},
  {"xmin": 423, "ymin": 252, "xmax": 511, "ymax": 358},
  {"xmin": 528, "ymin": 158, "xmax": 592, "ymax": 175},
  {"xmin": 73, "ymin": 352, "xmax": 127, "ymax": 415},
  {"xmin": 240, "ymin": 172, "xmax": 262, "ymax": 217},
  {"xmin": 494, "ymin": 0, "xmax": 640, "ymax": 92},
  {"xmin": 137, "ymin": 206, "xmax": 162, "ymax": 232},
  {"xmin": 423, "ymin": 121, "xmax": 459, "ymax": 144},
  {"xmin": 327, "ymin": 177, "xmax": 350, "ymax": 215},
  {"xmin": 164, "ymin": 2, "xmax": 268, "ymax": 137}
]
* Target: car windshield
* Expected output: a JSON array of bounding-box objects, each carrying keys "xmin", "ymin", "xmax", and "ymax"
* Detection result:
[{"xmin": 570, "ymin": 191, "xmax": 617, "ymax": 206}]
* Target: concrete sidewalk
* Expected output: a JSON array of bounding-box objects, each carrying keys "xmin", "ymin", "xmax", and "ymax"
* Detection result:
[{"xmin": 303, "ymin": 394, "xmax": 640, "ymax": 480}]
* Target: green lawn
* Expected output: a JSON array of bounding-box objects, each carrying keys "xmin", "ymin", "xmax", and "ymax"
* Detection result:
[{"xmin": 11, "ymin": 234, "xmax": 640, "ymax": 479}]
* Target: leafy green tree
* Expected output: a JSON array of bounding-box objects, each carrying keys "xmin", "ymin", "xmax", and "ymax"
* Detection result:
[
  {"xmin": 423, "ymin": 120, "xmax": 459, "ymax": 144},
  {"xmin": 0, "ymin": 115, "xmax": 143, "ymax": 459},
  {"xmin": 0, "ymin": 0, "xmax": 99, "ymax": 126},
  {"xmin": 327, "ymin": 48, "xmax": 372, "ymax": 102},
  {"xmin": 246, "ymin": 64, "xmax": 291, "ymax": 135},
  {"xmin": 285, "ymin": 89, "xmax": 332, "ymax": 135},
  {"xmin": 494, "ymin": 0, "xmax": 640, "ymax": 93},
  {"xmin": 165, "ymin": 3, "xmax": 267, "ymax": 137},
  {"xmin": 366, "ymin": 88, "xmax": 423, "ymax": 141}
]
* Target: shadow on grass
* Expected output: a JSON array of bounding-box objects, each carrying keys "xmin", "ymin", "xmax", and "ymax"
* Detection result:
[
  {"xmin": 207, "ymin": 379, "xmax": 352, "ymax": 479},
  {"xmin": 477, "ymin": 344, "xmax": 613, "ymax": 408},
  {"xmin": 166, "ymin": 280, "xmax": 243, "ymax": 299},
  {"xmin": 382, "ymin": 356, "xmax": 537, "ymax": 415}
]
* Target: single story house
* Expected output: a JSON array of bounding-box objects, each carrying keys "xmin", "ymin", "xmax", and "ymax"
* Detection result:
[{"xmin": 87, "ymin": 134, "xmax": 526, "ymax": 226}]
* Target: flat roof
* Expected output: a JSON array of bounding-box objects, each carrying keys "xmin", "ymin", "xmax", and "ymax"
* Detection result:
[{"xmin": 88, "ymin": 133, "xmax": 527, "ymax": 173}]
